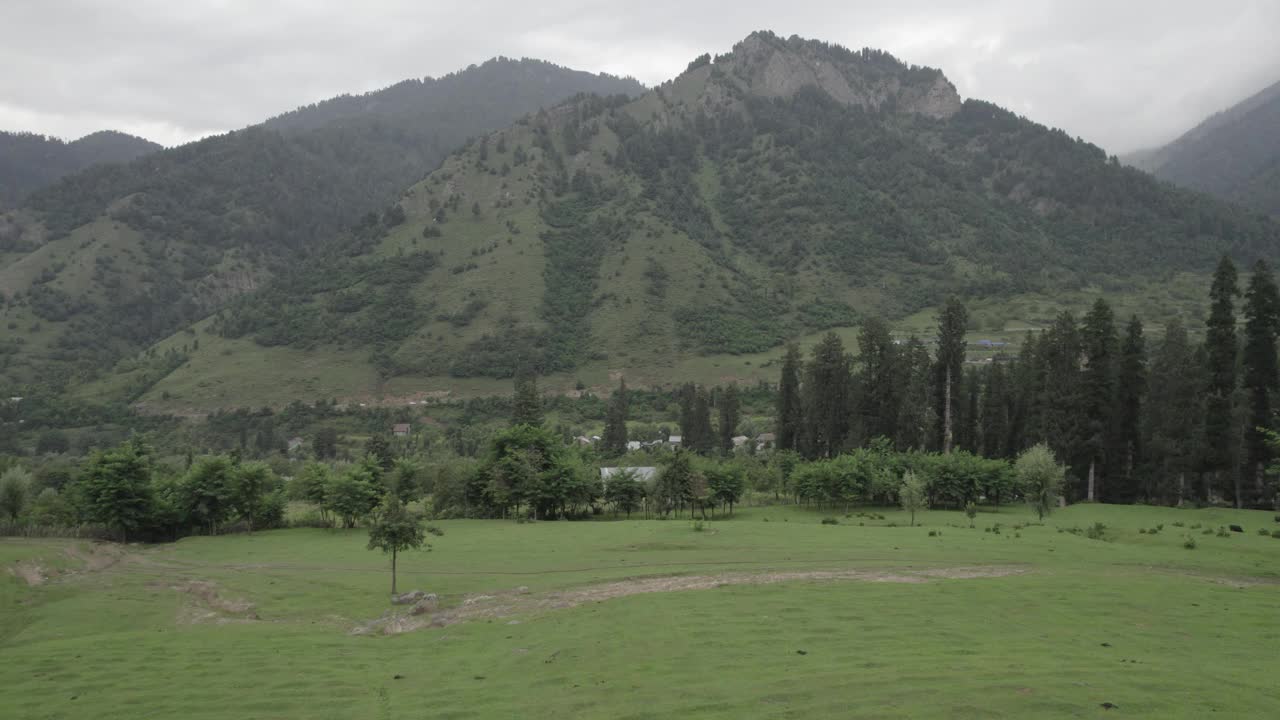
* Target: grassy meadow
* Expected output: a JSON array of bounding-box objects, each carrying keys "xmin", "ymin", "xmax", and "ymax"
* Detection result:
[{"xmin": 4, "ymin": 502, "xmax": 1280, "ymax": 719}]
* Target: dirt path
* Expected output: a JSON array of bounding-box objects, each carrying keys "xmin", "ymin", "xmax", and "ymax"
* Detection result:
[{"xmin": 354, "ymin": 564, "xmax": 1029, "ymax": 636}]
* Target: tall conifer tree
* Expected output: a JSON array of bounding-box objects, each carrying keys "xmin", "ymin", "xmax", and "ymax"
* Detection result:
[
  {"xmin": 933, "ymin": 298, "xmax": 968, "ymax": 453},
  {"xmin": 1112, "ymin": 315, "xmax": 1146, "ymax": 502},
  {"xmin": 1081, "ymin": 299, "xmax": 1117, "ymax": 501},
  {"xmin": 1242, "ymin": 259, "xmax": 1280, "ymax": 506},
  {"xmin": 776, "ymin": 345, "xmax": 804, "ymax": 452},
  {"xmin": 602, "ymin": 378, "xmax": 629, "ymax": 456},
  {"xmin": 1203, "ymin": 256, "xmax": 1239, "ymax": 503}
]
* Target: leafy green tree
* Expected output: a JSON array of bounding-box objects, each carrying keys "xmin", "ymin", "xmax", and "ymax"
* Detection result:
[
  {"xmin": 386, "ymin": 458, "xmax": 422, "ymax": 503},
  {"xmin": 0, "ymin": 467, "xmax": 31, "ymax": 521},
  {"xmin": 326, "ymin": 460, "xmax": 382, "ymax": 528},
  {"xmin": 229, "ymin": 461, "xmax": 276, "ymax": 532},
  {"xmin": 35, "ymin": 430, "xmax": 70, "ymax": 455},
  {"xmin": 603, "ymin": 469, "xmax": 646, "ymax": 518},
  {"xmin": 655, "ymin": 450, "xmax": 696, "ymax": 516},
  {"xmin": 180, "ymin": 456, "xmax": 234, "ymax": 534},
  {"xmin": 512, "ymin": 368, "xmax": 543, "ymax": 426},
  {"xmin": 933, "ymin": 298, "xmax": 969, "ymax": 453},
  {"xmin": 1203, "ymin": 255, "xmax": 1239, "ymax": 503},
  {"xmin": 602, "ymin": 378, "xmax": 629, "ymax": 456},
  {"xmin": 898, "ymin": 469, "xmax": 928, "ymax": 526},
  {"xmin": 705, "ymin": 462, "xmax": 745, "ymax": 514},
  {"xmin": 1016, "ymin": 444, "xmax": 1065, "ymax": 521},
  {"xmin": 80, "ymin": 440, "xmax": 155, "ymax": 541},
  {"xmin": 1080, "ymin": 298, "xmax": 1117, "ymax": 501},
  {"xmin": 28, "ymin": 487, "xmax": 73, "ymax": 526},
  {"xmin": 1242, "ymin": 259, "xmax": 1280, "ymax": 506},
  {"xmin": 690, "ymin": 386, "xmax": 715, "ymax": 454},
  {"xmin": 717, "ymin": 383, "xmax": 741, "ymax": 453},
  {"xmin": 776, "ymin": 344, "xmax": 804, "ymax": 452},
  {"xmin": 364, "ymin": 434, "xmax": 395, "ymax": 472},
  {"xmin": 367, "ymin": 495, "xmax": 426, "ymax": 595},
  {"xmin": 312, "ymin": 427, "xmax": 339, "ymax": 459}
]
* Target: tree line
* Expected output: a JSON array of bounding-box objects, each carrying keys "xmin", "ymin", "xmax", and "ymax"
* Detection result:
[{"xmin": 769, "ymin": 257, "xmax": 1280, "ymax": 509}]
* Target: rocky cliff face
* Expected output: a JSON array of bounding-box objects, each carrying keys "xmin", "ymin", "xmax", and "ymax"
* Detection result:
[{"xmin": 724, "ymin": 31, "xmax": 961, "ymax": 119}]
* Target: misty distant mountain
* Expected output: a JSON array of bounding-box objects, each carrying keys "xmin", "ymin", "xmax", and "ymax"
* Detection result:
[
  {"xmin": 1125, "ymin": 79, "xmax": 1280, "ymax": 216},
  {"xmin": 0, "ymin": 130, "xmax": 161, "ymax": 209}
]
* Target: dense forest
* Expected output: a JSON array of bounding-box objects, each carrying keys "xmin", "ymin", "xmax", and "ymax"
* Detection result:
[{"xmin": 0, "ymin": 130, "xmax": 160, "ymax": 209}]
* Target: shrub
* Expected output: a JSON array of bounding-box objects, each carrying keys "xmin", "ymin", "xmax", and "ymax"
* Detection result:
[
  {"xmin": 1271, "ymin": 529, "xmax": 1280, "ymax": 538},
  {"xmin": 692, "ymin": 520, "xmax": 705, "ymax": 532},
  {"xmin": 820, "ymin": 517, "xmax": 839, "ymax": 525},
  {"xmin": 1259, "ymin": 528, "xmax": 1271, "ymax": 536},
  {"xmin": 1183, "ymin": 536, "xmax": 1197, "ymax": 550},
  {"xmin": 426, "ymin": 525, "xmax": 444, "ymax": 537},
  {"xmin": 928, "ymin": 530, "xmax": 939, "ymax": 537},
  {"xmin": 1086, "ymin": 522, "xmax": 1106, "ymax": 540},
  {"xmin": 1172, "ymin": 521, "xmax": 1185, "ymax": 528}
]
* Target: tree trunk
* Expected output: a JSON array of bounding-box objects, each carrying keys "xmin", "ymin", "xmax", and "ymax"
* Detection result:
[
  {"xmin": 1234, "ymin": 472, "xmax": 1243, "ymax": 510},
  {"xmin": 1087, "ymin": 459, "xmax": 1096, "ymax": 502},
  {"xmin": 391, "ymin": 548, "xmax": 398, "ymax": 596},
  {"xmin": 943, "ymin": 366, "xmax": 954, "ymax": 454},
  {"xmin": 1177, "ymin": 472, "xmax": 1185, "ymax": 506}
]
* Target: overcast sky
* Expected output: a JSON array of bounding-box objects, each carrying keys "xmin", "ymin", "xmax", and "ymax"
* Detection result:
[{"xmin": 2, "ymin": 0, "xmax": 1277, "ymax": 154}]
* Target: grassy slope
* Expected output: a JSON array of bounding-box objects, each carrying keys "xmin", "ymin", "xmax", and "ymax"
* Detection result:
[{"xmin": 3, "ymin": 503, "xmax": 1279, "ymax": 719}]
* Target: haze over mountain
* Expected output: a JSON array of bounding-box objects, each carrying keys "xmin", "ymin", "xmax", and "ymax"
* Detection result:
[
  {"xmin": 0, "ymin": 130, "xmax": 160, "ymax": 209},
  {"xmin": 1125, "ymin": 78, "xmax": 1280, "ymax": 217},
  {"xmin": 60, "ymin": 31, "xmax": 1271, "ymax": 413}
]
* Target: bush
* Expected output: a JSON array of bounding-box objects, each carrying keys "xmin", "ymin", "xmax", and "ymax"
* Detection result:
[
  {"xmin": 1271, "ymin": 529, "xmax": 1280, "ymax": 539},
  {"xmin": 426, "ymin": 525, "xmax": 444, "ymax": 537},
  {"xmin": 692, "ymin": 520, "xmax": 705, "ymax": 532},
  {"xmin": 1183, "ymin": 536, "xmax": 1197, "ymax": 550},
  {"xmin": 1086, "ymin": 522, "xmax": 1106, "ymax": 540},
  {"xmin": 928, "ymin": 530, "xmax": 939, "ymax": 537},
  {"xmin": 821, "ymin": 517, "xmax": 839, "ymax": 525},
  {"xmin": 1258, "ymin": 528, "xmax": 1270, "ymax": 536}
]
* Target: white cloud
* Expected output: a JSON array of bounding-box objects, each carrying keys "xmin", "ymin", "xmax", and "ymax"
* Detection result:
[{"xmin": 1, "ymin": 0, "xmax": 1277, "ymax": 153}]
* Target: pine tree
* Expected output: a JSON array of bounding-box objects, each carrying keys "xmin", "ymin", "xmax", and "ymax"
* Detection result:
[
  {"xmin": 894, "ymin": 337, "xmax": 932, "ymax": 451},
  {"xmin": 512, "ymin": 367, "xmax": 543, "ymax": 426},
  {"xmin": 678, "ymin": 383, "xmax": 698, "ymax": 448},
  {"xmin": 1111, "ymin": 315, "xmax": 1146, "ymax": 503},
  {"xmin": 1203, "ymin": 255, "xmax": 1239, "ymax": 504},
  {"xmin": 1146, "ymin": 319, "xmax": 1202, "ymax": 504},
  {"xmin": 803, "ymin": 332, "xmax": 851, "ymax": 458},
  {"xmin": 1081, "ymin": 299, "xmax": 1117, "ymax": 501},
  {"xmin": 855, "ymin": 318, "xmax": 898, "ymax": 442},
  {"xmin": 776, "ymin": 344, "xmax": 804, "ymax": 452},
  {"xmin": 602, "ymin": 378, "xmax": 629, "ymax": 456},
  {"xmin": 933, "ymin": 298, "xmax": 968, "ymax": 453},
  {"xmin": 1242, "ymin": 259, "xmax": 1280, "ymax": 507},
  {"xmin": 1039, "ymin": 313, "xmax": 1085, "ymax": 484},
  {"xmin": 980, "ymin": 362, "xmax": 1010, "ymax": 458},
  {"xmin": 690, "ymin": 387, "xmax": 715, "ymax": 455},
  {"xmin": 717, "ymin": 383, "xmax": 741, "ymax": 453}
]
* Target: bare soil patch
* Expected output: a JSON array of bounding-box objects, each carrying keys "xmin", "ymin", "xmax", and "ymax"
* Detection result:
[
  {"xmin": 10, "ymin": 560, "xmax": 46, "ymax": 586},
  {"xmin": 354, "ymin": 564, "xmax": 1027, "ymax": 636},
  {"xmin": 161, "ymin": 580, "xmax": 260, "ymax": 624}
]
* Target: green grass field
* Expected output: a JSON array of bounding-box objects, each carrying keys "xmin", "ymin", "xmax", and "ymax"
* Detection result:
[{"xmin": 5, "ymin": 503, "xmax": 1279, "ymax": 719}]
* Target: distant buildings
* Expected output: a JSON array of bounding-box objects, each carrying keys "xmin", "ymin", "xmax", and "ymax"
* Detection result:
[{"xmin": 392, "ymin": 423, "xmax": 411, "ymax": 437}]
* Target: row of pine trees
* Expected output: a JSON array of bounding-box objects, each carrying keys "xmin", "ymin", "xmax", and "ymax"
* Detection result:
[{"xmin": 772, "ymin": 257, "xmax": 1280, "ymax": 509}]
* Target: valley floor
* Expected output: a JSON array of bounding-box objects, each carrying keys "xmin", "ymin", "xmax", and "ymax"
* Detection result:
[{"xmin": 3, "ymin": 503, "xmax": 1280, "ymax": 719}]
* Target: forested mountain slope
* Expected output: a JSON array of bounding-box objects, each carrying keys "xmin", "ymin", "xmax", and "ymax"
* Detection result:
[
  {"xmin": 0, "ymin": 58, "xmax": 643, "ymax": 391},
  {"xmin": 128, "ymin": 31, "xmax": 1280, "ymax": 411},
  {"xmin": 0, "ymin": 130, "xmax": 160, "ymax": 209},
  {"xmin": 1125, "ymin": 79, "xmax": 1280, "ymax": 216}
]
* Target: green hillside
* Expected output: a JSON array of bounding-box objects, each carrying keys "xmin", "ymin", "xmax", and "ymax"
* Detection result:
[
  {"xmin": 0, "ymin": 58, "xmax": 643, "ymax": 394},
  {"xmin": 114, "ymin": 32, "xmax": 1279, "ymax": 412}
]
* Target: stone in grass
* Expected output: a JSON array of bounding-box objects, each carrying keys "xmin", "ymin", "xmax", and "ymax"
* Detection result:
[
  {"xmin": 392, "ymin": 590, "xmax": 429, "ymax": 605},
  {"xmin": 409, "ymin": 594, "xmax": 439, "ymax": 615}
]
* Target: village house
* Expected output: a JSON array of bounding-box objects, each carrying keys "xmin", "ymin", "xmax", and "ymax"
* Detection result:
[{"xmin": 392, "ymin": 423, "xmax": 411, "ymax": 437}]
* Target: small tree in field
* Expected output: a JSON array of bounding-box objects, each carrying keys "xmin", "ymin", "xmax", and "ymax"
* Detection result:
[
  {"xmin": 367, "ymin": 495, "xmax": 427, "ymax": 596},
  {"xmin": 1016, "ymin": 444, "xmax": 1065, "ymax": 521},
  {"xmin": 899, "ymin": 470, "xmax": 928, "ymax": 526}
]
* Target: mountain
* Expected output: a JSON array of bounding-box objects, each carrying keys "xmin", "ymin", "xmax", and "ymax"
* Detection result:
[
  {"xmin": 103, "ymin": 31, "xmax": 1277, "ymax": 412},
  {"xmin": 0, "ymin": 130, "xmax": 160, "ymax": 209},
  {"xmin": 1124, "ymin": 79, "xmax": 1280, "ymax": 216},
  {"xmin": 0, "ymin": 57, "xmax": 643, "ymax": 392}
]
